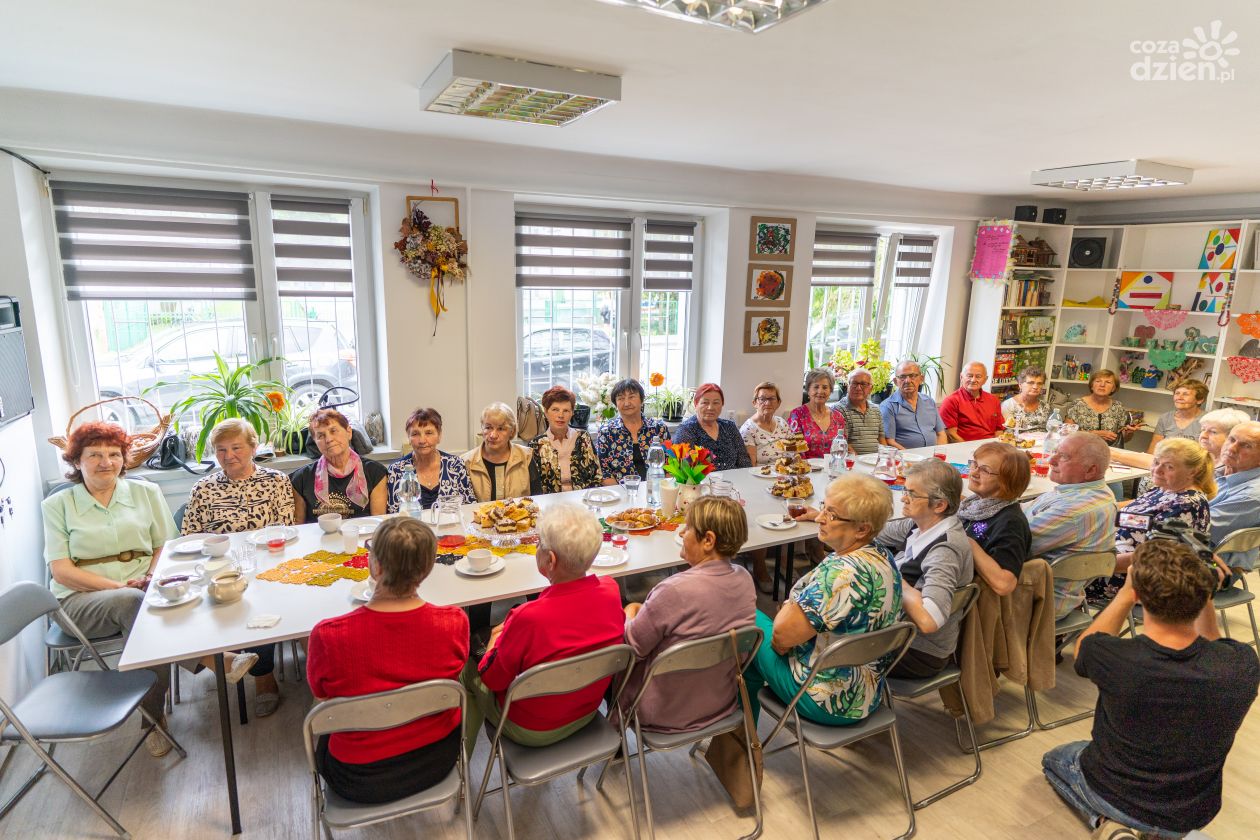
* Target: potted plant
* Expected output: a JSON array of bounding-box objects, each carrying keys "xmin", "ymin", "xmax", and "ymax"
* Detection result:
[
  {"xmin": 574, "ymin": 372, "xmax": 619, "ymax": 429},
  {"xmin": 828, "ymin": 339, "xmax": 894, "ymax": 403},
  {"xmin": 663, "ymin": 441, "xmax": 715, "ymax": 510},
  {"xmin": 272, "ymin": 394, "xmax": 314, "ymax": 456},
  {"xmin": 155, "ymin": 353, "xmax": 286, "ymax": 461},
  {"xmin": 646, "ymin": 373, "xmax": 694, "ymax": 422},
  {"xmin": 907, "ymin": 352, "xmax": 948, "ymax": 397}
]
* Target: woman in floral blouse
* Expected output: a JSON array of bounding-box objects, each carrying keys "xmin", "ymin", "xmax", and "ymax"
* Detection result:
[
  {"xmin": 529, "ymin": 386, "xmax": 609, "ymax": 494},
  {"xmin": 1065, "ymin": 369, "xmax": 1139, "ymax": 447},
  {"xmin": 1000, "ymin": 366, "xmax": 1050, "ymax": 432},
  {"xmin": 385, "ymin": 407, "xmax": 475, "ymax": 513},
  {"xmin": 740, "ymin": 381, "xmax": 792, "ymax": 466},
  {"xmin": 787, "ymin": 369, "xmax": 846, "ymax": 459},
  {"xmin": 595, "ymin": 378, "xmax": 671, "ymax": 482},
  {"xmin": 743, "ymin": 474, "xmax": 902, "ymax": 725}
]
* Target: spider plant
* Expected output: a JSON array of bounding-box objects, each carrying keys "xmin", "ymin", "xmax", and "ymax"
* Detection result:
[{"xmin": 152, "ymin": 353, "xmax": 286, "ymax": 461}]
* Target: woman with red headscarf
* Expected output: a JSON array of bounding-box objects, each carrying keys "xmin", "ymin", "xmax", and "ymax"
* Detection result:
[{"xmin": 670, "ymin": 383, "xmax": 752, "ymax": 471}]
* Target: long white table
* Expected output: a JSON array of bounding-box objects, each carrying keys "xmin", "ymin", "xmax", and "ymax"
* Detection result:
[{"xmin": 117, "ymin": 438, "xmax": 1146, "ymax": 834}]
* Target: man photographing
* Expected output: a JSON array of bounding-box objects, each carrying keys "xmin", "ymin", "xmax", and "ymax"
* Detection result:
[{"xmin": 1041, "ymin": 540, "xmax": 1258, "ymax": 839}]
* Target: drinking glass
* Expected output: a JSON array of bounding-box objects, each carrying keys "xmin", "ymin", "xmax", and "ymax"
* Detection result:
[
  {"xmin": 620, "ymin": 475, "xmax": 642, "ymax": 504},
  {"xmin": 237, "ymin": 538, "xmax": 257, "ymax": 574}
]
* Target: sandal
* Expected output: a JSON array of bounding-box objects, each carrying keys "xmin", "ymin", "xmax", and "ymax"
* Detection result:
[{"xmin": 255, "ymin": 692, "xmax": 282, "ymax": 718}]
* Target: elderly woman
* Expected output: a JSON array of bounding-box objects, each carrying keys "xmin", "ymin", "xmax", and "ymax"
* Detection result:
[
  {"xmin": 42, "ymin": 422, "xmax": 258, "ymax": 757},
  {"xmin": 1148, "ymin": 379, "xmax": 1209, "ymax": 452},
  {"xmin": 788, "ymin": 368, "xmax": 846, "ymax": 459},
  {"xmin": 672, "ymin": 383, "xmax": 752, "ymax": 472},
  {"xmin": 595, "ymin": 378, "xmax": 671, "ymax": 482},
  {"xmin": 875, "ymin": 460, "xmax": 973, "ymax": 678},
  {"xmin": 960, "ymin": 442, "xmax": 1032, "ymax": 597},
  {"xmin": 307, "ymin": 517, "xmax": 469, "ymax": 804},
  {"xmin": 529, "ymin": 386, "xmax": 609, "ymax": 494},
  {"xmin": 740, "ymin": 381, "xmax": 791, "ymax": 466},
  {"xmin": 743, "ymin": 474, "xmax": 902, "ymax": 725},
  {"xmin": 183, "ymin": 418, "xmax": 294, "ymax": 716},
  {"xmin": 1001, "ymin": 367, "xmax": 1050, "ymax": 432},
  {"xmin": 386, "ymin": 407, "xmax": 475, "ymax": 513},
  {"xmin": 1066, "ymin": 369, "xmax": 1139, "ymax": 447},
  {"xmin": 1116, "ymin": 438, "xmax": 1215, "ymax": 572},
  {"xmin": 462, "ymin": 402, "xmax": 533, "ymax": 502},
  {"xmin": 291, "ymin": 408, "xmax": 388, "ymax": 523},
  {"xmin": 620, "ymin": 497, "xmax": 757, "ymax": 732}
]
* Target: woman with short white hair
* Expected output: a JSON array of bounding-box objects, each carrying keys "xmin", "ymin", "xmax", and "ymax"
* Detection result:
[{"xmin": 462, "ymin": 402, "xmax": 533, "ymax": 502}]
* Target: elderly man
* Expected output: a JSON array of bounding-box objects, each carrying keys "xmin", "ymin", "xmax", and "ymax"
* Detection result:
[
  {"xmin": 880, "ymin": 360, "xmax": 947, "ymax": 450},
  {"xmin": 939, "ymin": 362, "xmax": 1005, "ymax": 443},
  {"xmin": 1210, "ymin": 420, "xmax": 1260, "ymax": 572},
  {"xmin": 838, "ymin": 368, "xmax": 886, "ymax": 455},
  {"xmin": 1023, "ymin": 432, "xmax": 1117, "ymax": 617},
  {"xmin": 468, "ymin": 503, "xmax": 624, "ymax": 746}
]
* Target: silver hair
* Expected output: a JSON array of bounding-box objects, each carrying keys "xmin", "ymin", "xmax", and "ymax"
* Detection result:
[
  {"xmin": 804, "ymin": 368, "xmax": 836, "ymax": 392},
  {"xmin": 906, "ymin": 458, "xmax": 963, "ymax": 516},
  {"xmin": 1066, "ymin": 431, "xmax": 1112, "ymax": 471},
  {"xmin": 1200, "ymin": 408, "xmax": 1250, "ymax": 431},
  {"xmin": 480, "ymin": 402, "xmax": 518, "ymax": 435},
  {"xmin": 537, "ymin": 503, "xmax": 603, "ymax": 576},
  {"xmin": 847, "ymin": 367, "xmax": 873, "ymax": 383}
]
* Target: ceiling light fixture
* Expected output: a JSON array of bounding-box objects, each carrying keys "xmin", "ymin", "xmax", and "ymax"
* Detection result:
[
  {"xmin": 598, "ymin": 0, "xmax": 831, "ymax": 33},
  {"xmin": 419, "ymin": 50, "xmax": 621, "ymax": 126},
  {"xmin": 1031, "ymin": 159, "xmax": 1194, "ymax": 191}
]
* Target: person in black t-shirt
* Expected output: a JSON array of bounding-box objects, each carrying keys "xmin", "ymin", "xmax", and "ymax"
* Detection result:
[
  {"xmin": 290, "ymin": 409, "xmax": 388, "ymax": 523},
  {"xmin": 959, "ymin": 442, "xmax": 1032, "ymax": 597},
  {"xmin": 1042, "ymin": 540, "xmax": 1259, "ymax": 839}
]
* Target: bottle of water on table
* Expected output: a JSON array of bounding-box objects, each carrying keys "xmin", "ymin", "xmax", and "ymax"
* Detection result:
[
  {"xmin": 646, "ymin": 437, "xmax": 666, "ymax": 507},
  {"xmin": 828, "ymin": 435, "xmax": 848, "ymax": 478},
  {"xmin": 1044, "ymin": 408, "xmax": 1063, "ymax": 454}
]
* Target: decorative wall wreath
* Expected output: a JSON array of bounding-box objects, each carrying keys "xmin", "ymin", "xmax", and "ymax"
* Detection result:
[{"xmin": 394, "ymin": 201, "xmax": 468, "ymax": 335}]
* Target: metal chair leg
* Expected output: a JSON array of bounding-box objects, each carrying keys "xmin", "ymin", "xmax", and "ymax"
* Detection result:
[
  {"xmin": 913, "ymin": 684, "xmax": 982, "ymax": 809},
  {"xmin": 789, "ymin": 710, "xmax": 820, "ymax": 840},
  {"xmin": 2, "ymin": 737, "xmax": 130, "ymax": 838},
  {"xmin": 887, "ymin": 722, "xmax": 917, "ymax": 840},
  {"xmin": 499, "ymin": 744, "xmax": 516, "ymax": 840}
]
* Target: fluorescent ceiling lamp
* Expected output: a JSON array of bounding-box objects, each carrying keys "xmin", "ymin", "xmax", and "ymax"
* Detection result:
[
  {"xmin": 597, "ymin": 0, "xmax": 831, "ymax": 33},
  {"xmin": 1031, "ymin": 160, "xmax": 1193, "ymax": 191},
  {"xmin": 419, "ymin": 50, "xmax": 621, "ymax": 126}
]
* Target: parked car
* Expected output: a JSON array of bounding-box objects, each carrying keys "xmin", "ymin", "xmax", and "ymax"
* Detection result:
[
  {"xmin": 95, "ymin": 321, "xmax": 357, "ymax": 429},
  {"xmin": 522, "ymin": 326, "xmax": 614, "ymax": 396}
]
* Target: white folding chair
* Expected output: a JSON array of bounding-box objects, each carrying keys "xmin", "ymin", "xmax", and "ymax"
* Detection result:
[
  {"xmin": 758, "ymin": 621, "xmax": 918, "ymax": 840},
  {"xmin": 302, "ymin": 679, "xmax": 472, "ymax": 840},
  {"xmin": 0, "ymin": 582, "xmax": 185, "ymax": 839}
]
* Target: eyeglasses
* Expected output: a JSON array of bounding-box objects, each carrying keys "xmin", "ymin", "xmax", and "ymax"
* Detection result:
[
  {"xmin": 902, "ymin": 489, "xmax": 932, "ymax": 501},
  {"xmin": 895, "ymin": 373, "xmax": 923, "ymax": 381},
  {"xmin": 817, "ymin": 507, "xmax": 856, "ymax": 524},
  {"xmin": 848, "ymin": 381, "xmax": 872, "ymax": 388},
  {"xmin": 364, "ymin": 538, "xmax": 373, "ymax": 553},
  {"xmin": 753, "ymin": 396, "xmax": 779, "ymax": 403},
  {"xmin": 481, "ymin": 424, "xmax": 511, "ymax": 434},
  {"xmin": 965, "ymin": 460, "xmax": 998, "ymax": 477}
]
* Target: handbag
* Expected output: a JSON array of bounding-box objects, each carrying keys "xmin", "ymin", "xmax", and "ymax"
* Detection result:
[
  {"xmin": 145, "ymin": 433, "xmax": 214, "ymax": 475},
  {"xmin": 703, "ymin": 629, "xmax": 764, "ymax": 810},
  {"xmin": 303, "ymin": 386, "xmax": 374, "ymax": 458}
]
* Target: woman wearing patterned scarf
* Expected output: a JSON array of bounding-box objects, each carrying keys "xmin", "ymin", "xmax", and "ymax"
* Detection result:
[
  {"xmin": 960, "ymin": 442, "xmax": 1032, "ymax": 597},
  {"xmin": 291, "ymin": 409, "xmax": 388, "ymax": 523}
]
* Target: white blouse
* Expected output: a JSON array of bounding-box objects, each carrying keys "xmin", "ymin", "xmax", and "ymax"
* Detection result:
[{"xmin": 740, "ymin": 415, "xmax": 792, "ymax": 466}]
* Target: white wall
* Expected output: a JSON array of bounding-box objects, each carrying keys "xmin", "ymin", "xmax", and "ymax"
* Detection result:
[{"xmin": 0, "ymin": 416, "xmax": 51, "ymax": 700}]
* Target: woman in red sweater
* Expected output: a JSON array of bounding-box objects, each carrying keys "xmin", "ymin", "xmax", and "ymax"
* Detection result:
[{"xmin": 307, "ymin": 517, "xmax": 469, "ymax": 804}]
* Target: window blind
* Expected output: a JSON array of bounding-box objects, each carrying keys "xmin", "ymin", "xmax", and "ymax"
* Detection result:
[
  {"xmin": 643, "ymin": 220, "xmax": 696, "ymax": 291},
  {"xmin": 51, "ymin": 181, "xmax": 256, "ymax": 301},
  {"xmin": 811, "ymin": 230, "xmax": 880, "ymax": 287},
  {"xmin": 892, "ymin": 235, "xmax": 938, "ymax": 288},
  {"xmin": 271, "ymin": 196, "xmax": 354, "ymax": 298},
  {"xmin": 515, "ymin": 214, "xmax": 633, "ymax": 289}
]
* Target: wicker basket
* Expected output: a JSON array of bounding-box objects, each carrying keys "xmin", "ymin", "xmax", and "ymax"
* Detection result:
[{"xmin": 47, "ymin": 396, "xmax": 172, "ymax": 469}]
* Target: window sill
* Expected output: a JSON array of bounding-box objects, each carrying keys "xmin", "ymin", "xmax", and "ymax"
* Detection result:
[{"xmin": 127, "ymin": 446, "xmax": 403, "ymax": 486}]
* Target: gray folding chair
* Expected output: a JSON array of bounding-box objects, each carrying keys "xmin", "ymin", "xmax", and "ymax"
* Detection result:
[
  {"xmin": 44, "ymin": 624, "xmax": 125, "ymax": 675},
  {"xmin": 302, "ymin": 679, "xmax": 472, "ymax": 839},
  {"xmin": 887, "ymin": 584, "xmax": 982, "ymax": 809},
  {"xmin": 1209, "ymin": 527, "xmax": 1260, "ymax": 651},
  {"xmin": 758, "ymin": 621, "xmax": 918, "ymax": 840},
  {"xmin": 0, "ymin": 581, "xmax": 186, "ymax": 839},
  {"xmin": 472, "ymin": 644, "xmax": 639, "ymax": 840},
  {"xmin": 613, "ymin": 625, "xmax": 764, "ymax": 840}
]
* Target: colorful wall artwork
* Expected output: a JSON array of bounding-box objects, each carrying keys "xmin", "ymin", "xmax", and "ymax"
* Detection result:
[
  {"xmin": 1117, "ymin": 271, "xmax": 1173, "ymax": 309},
  {"xmin": 1191, "ymin": 272, "xmax": 1230, "ymax": 313},
  {"xmin": 745, "ymin": 264, "xmax": 792, "ymax": 308},
  {"xmin": 1199, "ymin": 227, "xmax": 1241, "ymax": 271},
  {"xmin": 749, "ymin": 217, "xmax": 796, "ymax": 261},
  {"xmin": 743, "ymin": 312, "xmax": 790, "ymax": 353},
  {"xmin": 970, "ymin": 220, "xmax": 1015, "ymax": 281}
]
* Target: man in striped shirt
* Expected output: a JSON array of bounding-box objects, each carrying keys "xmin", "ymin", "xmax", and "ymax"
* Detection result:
[
  {"xmin": 1023, "ymin": 433, "xmax": 1117, "ymax": 617},
  {"xmin": 838, "ymin": 369, "xmax": 885, "ymax": 455}
]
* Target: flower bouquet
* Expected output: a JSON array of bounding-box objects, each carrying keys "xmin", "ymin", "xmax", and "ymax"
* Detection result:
[
  {"xmin": 663, "ymin": 441, "xmax": 714, "ymax": 485},
  {"xmin": 828, "ymin": 338, "xmax": 893, "ymax": 394},
  {"xmin": 575, "ymin": 372, "xmax": 619, "ymax": 422}
]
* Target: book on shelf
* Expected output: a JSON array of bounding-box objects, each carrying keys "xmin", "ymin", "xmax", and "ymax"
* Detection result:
[
  {"xmin": 992, "ymin": 350, "xmax": 1016, "ymax": 387},
  {"xmin": 1014, "ymin": 347, "xmax": 1048, "ymax": 375},
  {"xmin": 1018, "ymin": 315, "xmax": 1055, "ymax": 344},
  {"xmin": 1005, "ymin": 271, "xmax": 1056, "ymax": 308}
]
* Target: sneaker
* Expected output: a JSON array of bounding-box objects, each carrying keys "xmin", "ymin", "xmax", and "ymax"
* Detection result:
[
  {"xmin": 145, "ymin": 719, "xmax": 173, "ymax": 758},
  {"xmin": 1091, "ymin": 819, "xmax": 1141, "ymax": 840}
]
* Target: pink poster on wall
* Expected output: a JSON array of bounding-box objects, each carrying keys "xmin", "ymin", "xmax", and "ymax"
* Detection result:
[{"xmin": 970, "ymin": 221, "xmax": 1014, "ymax": 281}]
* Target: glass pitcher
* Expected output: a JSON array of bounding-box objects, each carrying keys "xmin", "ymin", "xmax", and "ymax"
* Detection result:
[
  {"xmin": 872, "ymin": 445, "xmax": 901, "ymax": 483},
  {"xmin": 429, "ymin": 493, "xmax": 461, "ymax": 529}
]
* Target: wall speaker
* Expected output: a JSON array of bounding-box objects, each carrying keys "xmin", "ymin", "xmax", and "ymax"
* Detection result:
[
  {"xmin": 1042, "ymin": 208, "xmax": 1067, "ymax": 224},
  {"xmin": 1069, "ymin": 237, "xmax": 1106, "ymax": 269},
  {"xmin": 0, "ymin": 297, "xmax": 35, "ymax": 428},
  {"xmin": 1014, "ymin": 205, "xmax": 1038, "ymax": 221}
]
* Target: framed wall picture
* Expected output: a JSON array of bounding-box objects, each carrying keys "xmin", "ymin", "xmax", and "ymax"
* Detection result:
[
  {"xmin": 744, "ymin": 311, "xmax": 790, "ymax": 353},
  {"xmin": 746, "ymin": 264, "xmax": 792, "ymax": 308},
  {"xmin": 749, "ymin": 216, "xmax": 796, "ymax": 261}
]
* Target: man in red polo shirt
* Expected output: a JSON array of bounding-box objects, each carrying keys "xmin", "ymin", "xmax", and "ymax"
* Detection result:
[
  {"xmin": 940, "ymin": 361, "xmax": 1005, "ymax": 442},
  {"xmin": 469, "ymin": 502, "xmax": 625, "ymax": 746}
]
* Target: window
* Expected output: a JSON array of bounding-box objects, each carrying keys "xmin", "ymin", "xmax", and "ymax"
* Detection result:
[
  {"xmin": 878, "ymin": 235, "xmax": 938, "ymax": 362},
  {"xmin": 52, "ymin": 181, "xmax": 369, "ymax": 432},
  {"xmin": 515, "ymin": 212, "xmax": 697, "ymax": 396}
]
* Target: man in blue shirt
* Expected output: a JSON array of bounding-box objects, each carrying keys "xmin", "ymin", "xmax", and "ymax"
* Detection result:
[
  {"xmin": 1210, "ymin": 420, "xmax": 1260, "ymax": 571},
  {"xmin": 880, "ymin": 360, "xmax": 947, "ymax": 450}
]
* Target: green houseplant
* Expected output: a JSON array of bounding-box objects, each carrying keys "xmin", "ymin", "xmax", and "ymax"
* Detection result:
[{"xmin": 155, "ymin": 353, "xmax": 286, "ymax": 461}]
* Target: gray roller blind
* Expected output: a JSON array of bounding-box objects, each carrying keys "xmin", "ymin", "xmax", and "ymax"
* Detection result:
[
  {"xmin": 892, "ymin": 235, "xmax": 938, "ymax": 287},
  {"xmin": 643, "ymin": 220, "xmax": 696, "ymax": 291},
  {"xmin": 811, "ymin": 229, "xmax": 880, "ymax": 287},
  {"xmin": 52, "ymin": 181, "xmax": 256, "ymax": 301},
  {"xmin": 271, "ymin": 196, "xmax": 354, "ymax": 298},
  {"xmin": 515, "ymin": 213, "xmax": 633, "ymax": 289}
]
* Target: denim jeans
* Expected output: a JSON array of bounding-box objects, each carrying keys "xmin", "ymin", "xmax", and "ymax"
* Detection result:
[{"xmin": 1041, "ymin": 741, "xmax": 1185, "ymax": 839}]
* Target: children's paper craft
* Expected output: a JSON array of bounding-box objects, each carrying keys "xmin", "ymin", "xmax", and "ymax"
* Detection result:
[
  {"xmin": 1199, "ymin": 228, "xmax": 1241, "ymax": 270},
  {"xmin": 970, "ymin": 221, "xmax": 1014, "ymax": 281},
  {"xmin": 1117, "ymin": 272, "xmax": 1173, "ymax": 309},
  {"xmin": 1190, "ymin": 272, "xmax": 1230, "ymax": 313}
]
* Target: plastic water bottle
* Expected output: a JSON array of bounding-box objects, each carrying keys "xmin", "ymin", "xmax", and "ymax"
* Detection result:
[
  {"xmin": 646, "ymin": 437, "xmax": 667, "ymax": 507},
  {"xmin": 397, "ymin": 463, "xmax": 421, "ymax": 517},
  {"xmin": 1044, "ymin": 408, "xmax": 1063, "ymax": 454},
  {"xmin": 828, "ymin": 435, "xmax": 848, "ymax": 478}
]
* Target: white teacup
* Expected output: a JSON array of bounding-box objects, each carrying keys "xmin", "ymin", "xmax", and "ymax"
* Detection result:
[
  {"xmin": 154, "ymin": 574, "xmax": 192, "ymax": 601},
  {"xmin": 318, "ymin": 513, "xmax": 343, "ymax": 534},
  {"xmin": 467, "ymin": 548, "xmax": 493, "ymax": 572},
  {"xmin": 204, "ymin": 535, "xmax": 231, "ymax": 557}
]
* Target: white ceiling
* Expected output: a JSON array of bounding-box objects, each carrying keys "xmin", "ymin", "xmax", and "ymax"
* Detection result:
[{"xmin": 2, "ymin": 0, "xmax": 1258, "ymax": 200}]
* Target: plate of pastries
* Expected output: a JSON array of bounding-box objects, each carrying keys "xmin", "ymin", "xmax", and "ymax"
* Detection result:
[
  {"xmin": 471, "ymin": 498, "xmax": 539, "ymax": 534},
  {"xmin": 769, "ymin": 475, "xmax": 814, "ymax": 498},
  {"xmin": 607, "ymin": 507, "xmax": 662, "ymax": 532},
  {"xmin": 773, "ymin": 433, "xmax": 809, "ymax": 453}
]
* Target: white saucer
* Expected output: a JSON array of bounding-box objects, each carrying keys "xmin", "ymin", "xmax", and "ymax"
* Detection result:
[
  {"xmin": 194, "ymin": 557, "xmax": 236, "ymax": 578},
  {"xmin": 246, "ymin": 526, "xmax": 299, "ymax": 546},
  {"xmin": 756, "ymin": 513, "xmax": 798, "ymax": 531},
  {"xmin": 170, "ymin": 535, "xmax": 211, "ymax": 555},
  {"xmin": 674, "ymin": 530, "xmax": 684, "ymax": 546},
  {"xmin": 350, "ymin": 580, "xmax": 375, "ymax": 602},
  {"xmin": 356, "ymin": 517, "xmax": 384, "ymax": 536},
  {"xmin": 145, "ymin": 588, "xmax": 202, "ymax": 609},
  {"xmin": 454, "ymin": 556, "xmax": 506, "ymax": 577},
  {"xmin": 583, "ymin": 488, "xmax": 621, "ymax": 506},
  {"xmin": 751, "ymin": 467, "xmax": 777, "ymax": 479},
  {"xmin": 807, "ymin": 458, "xmax": 826, "ymax": 471},
  {"xmin": 592, "ymin": 547, "xmax": 629, "ymax": 568}
]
